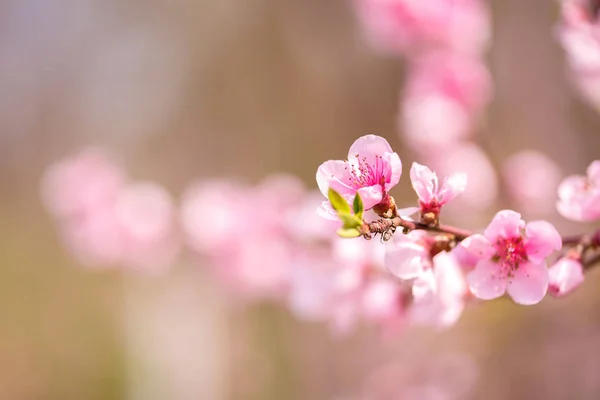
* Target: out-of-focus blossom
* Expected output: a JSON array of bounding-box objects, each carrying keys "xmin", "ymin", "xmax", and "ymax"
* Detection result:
[
  {"xmin": 410, "ymin": 162, "xmax": 467, "ymax": 216},
  {"xmin": 428, "ymin": 143, "xmax": 498, "ymax": 213},
  {"xmin": 283, "ymin": 190, "xmax": 340, "ymax": 242},
  {"xmin": 503, "ymin": 150, "xmax": 563, "ymax": 216},
  {"xmin": 548, "ymin": 257, "xmax": 585, "ymax": 298},
  {"xmin": 114, "ymin": 182, "xmax": 180, "ymax": 270},
  {"xmin": 42, "ymin": 149, "xmax": 180, "ymax": 270},
  {"xmin": 355, "ymin": 0, "xmax": 490, "ymax": 56},
  {"xmin": 557, "ymin": 160, "xmax": 600, "ymax": 221},
  {"xmin": 385, "ymin": 230, "xmax": 429, "ymax": 280},
  {"xmin": 410, "ymin": 251, "xmax": 468, "ymax": 327},
  {"xmin": 400, "ymin": 53, "xmax": 492, "ymax": 151},
  {"xmin": 180, "ymin": 180, "xmax": 248, "ymax": 253},
  {"xmin": 41, "ymin": 148, "xmax": 125, "ymax": 219},
  {"xmin": 558, "ymin": 0, "xmax": 600, "ymax": 108},
  {"xmin": 316, "ymin": 134, "xmax": 402, "ymax": 218},
  {"xmin": 463, "ymin": 210, "xmax": 562, "ymax": 304}
]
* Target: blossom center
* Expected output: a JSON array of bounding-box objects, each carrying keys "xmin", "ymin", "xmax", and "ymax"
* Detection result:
[
  {"xmin": 345, "ymin": 154, "xmax": 385, "ymax": 189},
  {"xmin": 493, "ymin": 236, "xmax": 528, "ymax": 276}
]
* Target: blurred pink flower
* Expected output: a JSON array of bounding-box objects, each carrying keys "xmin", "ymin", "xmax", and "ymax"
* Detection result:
[
  {"xmin": 356, "ymin": 0, "xmax": 490, "ymax": 56},
  {"xmin": 558, "ymin": 0, "xmax": 600, "ymax": 108},
  {"xmin": 463, "ymin": 210, "xmax": 562, "ymax": 305},
  {"xmin": 114, "ymin": 182, "xmax": 180, "ymax": 270},
  {"xmin": 557, "ymin": 160, "xmax": 600, "ymax": 221},
  {"xmin": 400, "ymin": 52, "xmax": 492, "ymax": 151},
  {"xmin": 41, "ymin": 147, "xmax": 125, "ymax": 219},
  {"xmin": 426, "ymin": 143, "xmax": 498, "ymax": 213},
  {"xmin": 548, "ymin": 257, "xmax": 585, "ymax": 298},
  {"xmin": 410, "ymin": 251, "xmax": 468, "ymax": 328},
  {"xmin": 503, "ymin": 150, "xmax": 562, "ymax": 216},
  {"xmin": 410, "ymin": 162, "xmax": 467, "ymax": 216},
  {"xmin": 385, "ymin": 230, "xmax": 429, "ymax": 280},
  {"xmin": 316, "ymin": 134, "xmax": 402, "ymax": 218}
]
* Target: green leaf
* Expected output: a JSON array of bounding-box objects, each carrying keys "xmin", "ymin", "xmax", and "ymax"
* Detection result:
[
  {"xmin": 353, "ymin": 193, "xmax": 364, "ymax": 219},
  {"xmin": 336, "ymin": 228, "xmax": 361, "ymax": 238},
  {"xmin": 328, "ymin": 188, "xmax": 351, "ymax": 214},
  {"xmin": 338, "ymin": 211, "xmax": 363, "ymax": 230}
]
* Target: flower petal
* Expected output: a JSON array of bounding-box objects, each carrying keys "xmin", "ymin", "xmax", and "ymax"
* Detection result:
[
  {"xmin": 484, "ymin": 210, "xmax": 524, "ymax": 240},
  {"xmin": 460, "ymin": 234, "xmax": 494, "ymax": 259},
  {"xmin": 438, "ymin": 172, "xmax": 467, "ymax": 205},
  {"xmin": 316, "ymin": 160, "xmax": 354, "ymax": 197},
  {"xmin": 385, "ymin": 235, "xmax": 429, "ymax": 280},
  {"xmin": 587, "ymin": 160, "xmax": 600, "ymax": 185},
  {"xmin": 357, "ymin": 185, "xmax": 384, "ymax": 210},
  {"xmin": 412, "ymin": 269, "xmax": 437, "ymax": 302},
  {"xmin": 348, "ymin": 134, "xmax": 394, "ymax": 165},
  {"xmin": 467, "ymin": 259, "xmax": 507, "ymax": 300},
  {"xmin": 506, "ymin": 261, "xmax": 549, "ymax": 305},
  {"xmin": 317, "ymin": 201, "xmax": 340, "ymax": 221},
  {"xmin": 383, "ymin": 151, "xmax": 403, "ymax": 191},
  {"xmin": 410, "ymin": 162, "xmax": 436, "ymax": 204},
  {"xmin": 524, "ymin": 220, "xmax": 562, "ymax": 264},
  {"xmin": 548, "ymin": 258, "xmax": 585, "ymax": 298}
]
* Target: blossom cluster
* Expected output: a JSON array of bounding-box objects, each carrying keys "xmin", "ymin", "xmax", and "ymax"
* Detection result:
[{"xmin": 42, "ymin": 135, "xmax": 600, "ymax": 336}]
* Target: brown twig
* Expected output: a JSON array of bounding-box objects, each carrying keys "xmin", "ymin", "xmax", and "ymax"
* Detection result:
[{"xmin": 361, "ymin": 217, "xmax": 472, "ymax": 241}]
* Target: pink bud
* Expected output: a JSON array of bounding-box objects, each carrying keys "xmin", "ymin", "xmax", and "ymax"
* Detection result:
[{"xmin": 548, "ymin": 257, "xmax": 585, "ymax": 298}]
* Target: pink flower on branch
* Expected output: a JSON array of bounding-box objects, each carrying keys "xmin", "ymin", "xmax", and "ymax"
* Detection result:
[
  {"xmin": 463, "ymin": 210, "xmax": 562, "ymax": 305},
  {"xmin": 548, "ymin": 257, "xmax": 585, "ymax": 298},
  {"xmin": 557, "ymin": 160, "xmax": 600, "ymax": 222},
  {"xmin": 410, "ymin": 162, "xmax": 467, "ymax": 220},
  {"xmin": 316, "ymin": 134, "xmax": 402, "ymax": 219}
]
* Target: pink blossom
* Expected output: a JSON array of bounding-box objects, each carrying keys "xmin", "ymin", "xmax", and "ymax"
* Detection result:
[
  {"xmin": 41, "ymin": 148, "xmax": 125, "ymax": 219},
  {"xmin": 410, "ymin": 162, "xmax": 467, "ymax": 216},
  {"xmin": 400, "ymin": 53, "xmax": 492, "ymax": 151},
  {"xmin": 548, "ymin": 257, "xmax": 585, "ymax": 298},
  {"xmin": 503, "ymin": 150, "xmax": 562, "ymax": 216},
  {"xmin": 316, "ymin": 134, "xmax": 402, "ymax": 218},
  {"xmin": 114, "ymin": 182, "xmax": 180, "ymax": 270},
  {"xmin": 558, "ymin": 0, "xmax": 600, "ymax": 107},
  {"xmin": 410, "ymin": 251, "xmax": 468, "ymax": 328},
  {"xmin": 355, "ymin": 0, "xmax": 490, "ymax": 56},
  {"xmin": 385, "ymin": 230, "xmax": 429, "ymax": 280},
  {"xmin": 426, "ymin": 143, "xmax": 498, "ymax": 215},
  {"xmin": 556, "ymin": 160, "xmax": 600, "ymax": 221},
  {"xmin": 463, "ymin": 210, "xmax": 562, "ymax": 305}
]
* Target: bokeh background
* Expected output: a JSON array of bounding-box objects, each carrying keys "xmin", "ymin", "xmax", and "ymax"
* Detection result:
[{"xmin": 2, "ymin": 0, "xmax": 600, "ymax": 399}]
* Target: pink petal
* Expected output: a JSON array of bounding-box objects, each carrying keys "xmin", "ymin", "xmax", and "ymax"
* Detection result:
[
  {"xmin": 412, "ymin": 269, "xmax": 437, "ymax": 302},
  {"xmin": 467, "ymin": 259, "xmax": 507, "ymax": 300},
  {"xmin": 348, "ymin": 134, "xmax": 394, "ymax": 165},
  {"xmin": 384, "ymin": 151, "xmax": 403, "ymax": 191},
  {"xmin": 524, "ymin": 220, "xmax": 562, "ymax": 264},
  {"xmin": 460, "ymin": 234, "xmax": 494, "ymax": 259},
  {"xmin": 548, "ymin": 258, "xmax": 584, "ymax": 298},
  {"xmin": 357, "ymin": 185, "xmax": 384, "ymax": 210},
  {"xmin": 484, "ymin": 210, "xmax": 524, "ymax": 240},
  {"xmin": 316, "ymin": 201, "xmax": 340, "ymax": 221},
  {"xmin": 410, "ymin": 162, "xmax": 437, "ymax": 204},
  {"xmin": 587, "ymin": 160, "xmax": 600, "ymax": 185},
  {"xmin": 557, "ymin": 175, "xmax": 586, "ymax": 200},
  {"xmin": 438, "ymin": 172, "xmax": 467, "ymax": 205},
  {"xmin": 385, "ymin": 235, "xmax": 429, "ymax": 280},
  {"xmin": 362, "ymin": 279, "xmax": 401, "ymax": 321},
  {"xmin": 396, "ymin": 206, "xmax": 420, "ymax": 218},
  {"xmin": 506, "ymin": 261, "xmax": 549, "ymax": 305},
  {"xmin": 433, "ymin": 251, "xmax": 468, "ymax": 307},
  {"xmin": 316, "ymin": 160, "xmax": 354, "ymax": 197}
]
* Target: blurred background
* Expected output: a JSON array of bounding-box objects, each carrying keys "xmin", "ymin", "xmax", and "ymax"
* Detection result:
[{"xmin": 2, "ymin": 0, "xmax": 600, "ymax": 399}]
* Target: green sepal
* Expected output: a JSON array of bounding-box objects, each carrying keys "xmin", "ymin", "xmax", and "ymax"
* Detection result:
[
  {"xmin": 336, "ymin": 228, "xmax": 361, "ymax": 238},
  {"xmin": 328, "ymin": 188, "xmax": 351, "ymax": 214},
  {"xmin": 352, "ymin": 193, "xmax": 364, "ymax": 220},
  {"xmin": 337, "ymin": 211, "xmax": 364, "ymax": 230}
]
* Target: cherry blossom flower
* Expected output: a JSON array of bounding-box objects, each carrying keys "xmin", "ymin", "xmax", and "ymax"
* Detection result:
[
  {"xmin": 557, "ymin": 160, "xmax": 600, "ymax": 222},
  {"xmin": 409, "ymin": 251, "xmax": 468, "ymax": 328},
  {"xmin": 503, "ymin": 150, "xmax": 562, "ymax": 216},
  {"xmin": 410, "ymin": 162, "xmax": 467, "ymax": 216},
  {"xmin": 401, "ymin": 52, "xmax": 492, "ymax": 151},
  {"xmin": 355, "ymin": 0, "xmax": 490, "ymax": 56},
  {"xmin": 463, "ymin": 210, "xmax": 562, "ymax": 305},
  {"xmin": 316, "ymin": 134, "xmax": 402, "ymax": 218},
  {"xmin": 548, "ymin": 257, "xmax": 585, "ymax": 298},
  {"xmin": 41, "ymin": 147, "xmax": 125, "ymax": 219},
  {"xmin": 385, "ymin": 230, "xmax": 430, "ymax": 280}
]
